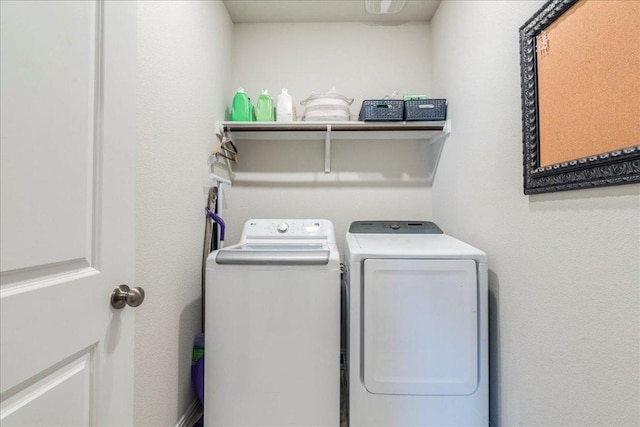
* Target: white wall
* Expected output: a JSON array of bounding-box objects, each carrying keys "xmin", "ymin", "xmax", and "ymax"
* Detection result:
[
  {"xmin": 430, "ymin": 2, "xmax": 640, "ymax": 425},
  {"xmin": 133, "ymin": 3, "xmax": 639, "ymax": 425},
  {"xmin": 136, "ymin": 2, "xmax": 232, "ymax": 425},
  {"xmin": 223, "ymin": 22, "xmax": 434, "ymax": 246}
]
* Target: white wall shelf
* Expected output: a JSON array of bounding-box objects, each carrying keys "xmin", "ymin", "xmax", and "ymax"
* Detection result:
[{"xmin": 219, "ymin": 120, "xmax": 451, "ymax": 177}]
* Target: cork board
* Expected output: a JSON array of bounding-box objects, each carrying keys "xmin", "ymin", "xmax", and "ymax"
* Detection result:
[{"xmin": 536, "ymin": 0, "xmax": 640, "ymax": 167}]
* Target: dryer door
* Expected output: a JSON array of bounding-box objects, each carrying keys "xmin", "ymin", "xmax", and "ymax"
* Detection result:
[{"xmin": 363, "ymin": 259, "xmax": 478, "ymax": 395}]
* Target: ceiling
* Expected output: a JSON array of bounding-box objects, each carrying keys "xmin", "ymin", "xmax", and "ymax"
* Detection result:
[{"xmin": 222, "ymin": 1, "xmax": 441, "ymax": 24}]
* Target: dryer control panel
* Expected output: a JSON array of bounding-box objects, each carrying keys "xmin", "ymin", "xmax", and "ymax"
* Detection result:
[{"xmin": 349, "ymin": 221, "xmax": 443, "ymax": 234}]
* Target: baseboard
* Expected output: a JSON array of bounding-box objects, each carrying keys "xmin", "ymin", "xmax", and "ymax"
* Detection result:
[{"xmin": 175, "ymin": 400, "xmax": 203, "ymax": 427}]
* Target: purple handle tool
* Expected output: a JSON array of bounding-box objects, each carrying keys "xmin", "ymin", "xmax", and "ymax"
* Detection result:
[{"xmin": 205, "ymin": 207, "xmax": 225, "ymax": 242}]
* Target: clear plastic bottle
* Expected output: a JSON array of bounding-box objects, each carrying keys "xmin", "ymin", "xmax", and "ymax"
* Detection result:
[
  {"xmin": 276, "ymin": 88, "xmax": 294, "ymax": 122},
  {"xmin": 256, "ymin": 89, "xmax": 275, "ymax": 122},
  {"xmin": 230, "ymin": 88, "xmax": 253, "ymax": 121}
]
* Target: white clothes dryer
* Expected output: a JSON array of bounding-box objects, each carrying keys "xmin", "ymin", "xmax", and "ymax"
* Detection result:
[
  {"xmin": 206, "ymin": 219, "xmax": 340, "ymax": 427},
  {"xmin": 344, "ymin": 221, "xmax": 488, "ymax": 426}
]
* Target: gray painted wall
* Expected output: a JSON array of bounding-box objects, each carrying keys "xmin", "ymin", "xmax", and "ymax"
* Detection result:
[
  {"xmin": 430, "ymin": 2, "xmax": 640, "ymax": 425},
  {"xmin": 135, "ymin": 2, "xmax": 232, "ymax": 425},
  {"xmin": 133, "ymin": 2, "xmax": 640, "ymax": 425},
  {"xmin": 223, "ymin": 22, "xmax": 434, "ymax": 248}
]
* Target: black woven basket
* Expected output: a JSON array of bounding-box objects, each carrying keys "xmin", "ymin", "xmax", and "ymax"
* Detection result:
[
  {"xmin": 404, "ymin": 99, "xmax": 447, "ymax": 121},
  {"xmin": 359, "ymin": 100, "xmax": 404, "ymax": 121}
]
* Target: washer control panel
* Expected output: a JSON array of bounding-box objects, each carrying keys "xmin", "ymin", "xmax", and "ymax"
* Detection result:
[{"xmin": 241, "ymin": 219, "xmax": 332, "ymax": 241}]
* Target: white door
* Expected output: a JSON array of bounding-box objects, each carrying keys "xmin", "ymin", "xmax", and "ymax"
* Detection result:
[{"xmin": 0, "ymin": 1, "xmax": 137, "ymax": 425}]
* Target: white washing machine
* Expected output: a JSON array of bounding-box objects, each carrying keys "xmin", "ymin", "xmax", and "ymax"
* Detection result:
[
  {"xmin": 205, "ymin": 219, "xmax": 340, "ymax": 427},
  {"xmin": 344, "ymin": 221, "xmax": 488, "ymax": 426}
]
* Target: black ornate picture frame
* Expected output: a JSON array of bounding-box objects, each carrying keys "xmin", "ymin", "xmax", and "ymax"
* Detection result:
[{"xmin": 519, "ymin": 0, "xmax": 640, "ymax": 195}]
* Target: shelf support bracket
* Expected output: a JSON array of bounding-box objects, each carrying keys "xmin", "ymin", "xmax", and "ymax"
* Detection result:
[
  {"xmin": 324, "ymin": 124, "xmax": 332, "ymax": 173},
  {"xmin": 424, "ymin": 120, "xmax": 451, "ymax": 182}
]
